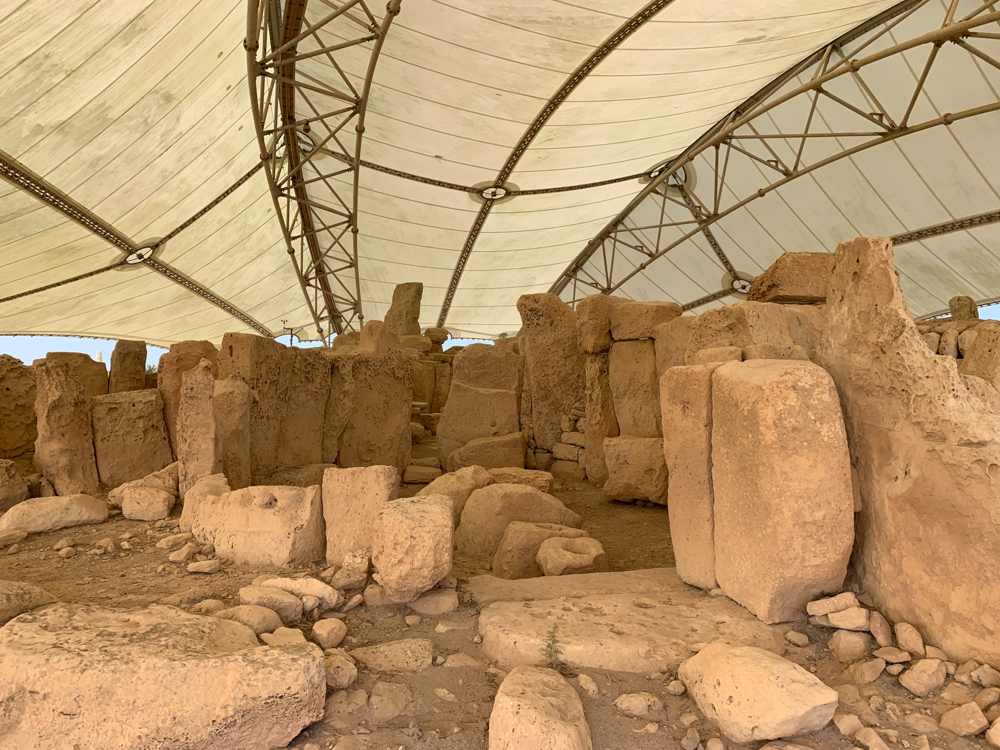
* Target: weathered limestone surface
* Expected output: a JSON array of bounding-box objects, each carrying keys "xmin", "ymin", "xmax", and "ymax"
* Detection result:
[
  {"xmin": 157, "ymin": 340, "xmax": 218, "ymax": 450},
  {"xmin": 323, "ymin": 465, "xmax": 400, "ymax": 566},
  {"xmin": 218, "ymin": 333, "xmax": 294, "ymax": 482},
  {"xmin": 446, "ymin": 432, "xmax": 524, "ymax": 473},
  {"xmin": 959, "ymin": 321, "xmax": 1000, "ymax": 389},
  {"xmin": 261, "ymin": 463, "xmax": 334, "ymax": 488},
  {"xmin": 91, "ymin": 390, "xmax": 173, "ymax": 488},
  {"xmin": 337, "ymin": 326, "xmax": 412, "ymax": 474},
  {"xmin": 437, "ymin": 379, "xmax": 519, "ymax": 467},
  {"xmin": 0, "ymin": 459, "xmax": 29, "ymax": 512},
  {"xmin": 32, "ymin": 359, "xmax": 99, "ymax": 496},
  {"xmin": 951, "ymin": 294, "xmax": 979, "ymax": 320},
  {"xmin": 480, "ymin": 589, "xmax": 784, "ymax": 674},
  {"xmin": 456, "ymin": 484, "xmax": 582, "ymax": 566},
  {"xmin": 412, "ymin": 360, "xmax": 437, "ymax": 407},
  {"xmin": 431, "ymin": 361, "xmax": 452, "ymax": 413},
  {"xmin": 372, "ymin": 495, "xmax": 453, "ymax": 603},
  {"xmin": 653, "ymin": 316, "xmax": 699, "ymax": 374},
  {"xmin": 817, "ymin": 237, "xmax": 1000, "ymax": 665},
  {"xmin": 609, "ymin": 339, "xmax": 661, "ymax": 437},
  {"xmin": 192, "ymin": 485, "xmax": 325, "ymax": 567},
  {"xmin": 0, "ymin": 604, "xmax": 325, "ymax": 750},
  {"xmin": 576, "ymin": 294, "xmax": 626, "ymax": 354},
  {"xmin": 517, "ymin": 294, "xmax": 585, "ymax": 451},
  {"xmin": 417, "ymin": 465, "xmax": 493, "ymax": 525},
  {"xmin": 602, "ymin": 437, "xmax": 667, "ymax": 503},
  {"xmin": 536, "ymin": 536, "xmax": 607, "ymax": 576},
  {"xmin": 660, "ymin": 363, "xmax": 722, "ymax": 589},
  {"xmin": 108, "ymin": 340, "xmax": 147, "ymax": 393},
  {"xmin": 213, "ymin": 377, "xmax": 253, "ymax": 490},
  {"xmin": 0, "ymin": 354, "xmax": 36, "ymax": 460},
  {"xmin": 746, "ymin": 252, "xmax": 835, "ymax": 305},
  {"xmin": 179, "ymin": 473, "xmax": 230, "ymax": 533},
  {"xmin": 384, "ymin": 282, "xmax": 423, "ymax": 336},
  {"xmin": 492, "ymin": 522, "xmax": 589, "ymax": 580},
  {"xmin": 0, "ymin": 494, "xmax": 107, "ymax": 534},
  {"xmin": 489, "ymin": 667, "xmax": 592, "ymax": 750},
  {"xmin": 684, "ymin": 302, "xmax": 793, "ymax": 364},
  {"xmin": 176, "ymin": 359, "xmax": 222, "ymax": 498},
  {"xmin": 583, "ymin": 354, "xmax": 619, "ymax": 486},
  {"xmin": 0, "ymin": 580, "xmax": 57, "ymax": 625},
  {"xmin": 712, "ymin": 359, "xmax": 854, "ymax": 623},
  {"xmin": 44, "ymin": 352, "xmax": 107, "ymax": 403},
  {"xmin": 609, "ymin": 300, "xmax": 682, "ymax": 341},
  {"xmin": 679, "ymin": 642, "xmax": 838, "ymax": 742},
  {"xmin": 321, "ymin": 351, "xmax": 356, "ymax": 464},
  {"xmin": 276, "ymin": 348, "xmax": 330, "ymax": 468}
]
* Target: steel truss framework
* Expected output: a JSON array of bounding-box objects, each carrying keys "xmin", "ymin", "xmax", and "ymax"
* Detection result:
[
  {"xmin": 551, "ymin": 0, "xmax": 1000, "ymax": 314},
  {"xmin": 246, "ymin": 0, "xmax": 400, "ymax": 340}
]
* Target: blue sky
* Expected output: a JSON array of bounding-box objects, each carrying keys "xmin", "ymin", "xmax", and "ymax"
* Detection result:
[{"xmin": 0, "ymin": 333, "xmax": 488, "ymax": 367}]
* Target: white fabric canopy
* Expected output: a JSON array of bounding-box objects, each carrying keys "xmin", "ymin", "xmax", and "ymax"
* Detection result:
[{"xmin": 2, "ymin": 0, "xmax": 992, "ymax": 345}]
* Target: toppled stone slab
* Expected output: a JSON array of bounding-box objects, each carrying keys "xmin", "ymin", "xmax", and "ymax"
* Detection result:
[
  {"xmin": 0, "ymin": 580, "xmax": 57, "ymax": 624},
  {"xmin": 349, "ymin": 638, "xmax": 433, "ymax": 672},
  {"xmin": 465, "ymin": 567, "xmax": 684, "ymax": 604},
  {"xmin": 492, "ymin": 522, "xmax": 589, "ymax": 580},
  {"xmin": 455, "ymin": 484, "xmax": 582, "ymax": 566},
  {"xmin": 0, "ymin": 495, "xmax": 107, "ymax": 534},
  {"xmin": 489, "ymin": 666, "xmax": 592, "ymax": 750},
  {"xmin": 536, "ymin": 536, "xmax": 607, "ymax": 576},
  {"xmin": 0, "ymin": 604, "xmax": 325, "ymax": 750},
  {"xmin": 323, "ymin": 465, "xmax": 399, "ymax": 566},
  {"xmin": 192, "ymin": 485, "xmax": 324, "ymax": 568},
  {"xmin": 488, "ymin": 467, "xmax": 552, "ymax": 492},
  {"xmin": 481, "ymin": 591, "xmax": 784, "ymax": 674},
  {"xmin": 417, "ymin": 465, "xmax": 492, "ymax": 525},
  {"xmin": 91, "ymin": 390, "xmax": 173, "ymax": 487},
  {"xmin": 679, "ymin": 642, "xmax": 838, "ymax": 742},
  {"xmin": 602, "ymin": 436, "xmax": 667, "ymax": 503},
  {"xmin": 372, "ymin": 495, "xmax": 452, "ymax": 603}
]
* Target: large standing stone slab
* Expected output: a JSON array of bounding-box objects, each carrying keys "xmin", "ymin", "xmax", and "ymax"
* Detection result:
[
  {"xmin": 747, "ymin": 252, "xmax": 835, "ymax": 304},
  {"xmin": 712, "ymin": 359, "xmax": 854, "ymax": 623},
  {"xmin": 322, "ymin": 465, "xmax": 400, "ymax": 565},
  {"xmin": 277, "ymin": 347, "xmax": 330, "ymax": 468},
  {"xmin": 384, "ymin": 282, "xmax": 423, "ymax": 336},
  {"xmin": 817, "ymin": 237, "xmax": 1000, "ymax": 665},
  {"xmin": 455, "ymin": 484, "xmax": 582, "ymax": 566},
  {"xmin": 372, "ymin": 495, "xmax": 453, "ymax": 603},
  {"xmin": 91, "ymin": 390, "xmax": 173, "ymax": 488},
  {"xmin": 32, "ymin": 359, "xmax": 99, "ymax": 495},
  {"xmin": 412, "ymin": 359, "xmax": 436, "ymax": 407},
  {"xmin": 602, "ymin": 437, "xmax": 666, "ymax": 503},
  {"xmin": 192, "ymin": 485, "xmax": 325, "ymax": 567},
  {"xmin": 609, "ymin": 300, "xmax": 682, "ymax": 341},
  {"xmin": 177, "ymin": 359, "xmax": 222, "ymax": 497},
  {"xmin": 0, "ymin": 604, "xmax": 325, "ymax": 750},
  {"xmin": 479, "ymin": 590, "xmax": 785, "ymax": 674},
  {"xmin": 437, "ymin": 383, "xmax": 520, "ymax": 465},
  {"xmin": 489, "ymin": 667, "xmax": 592, "ymax": 750},
  {"xmin": 609, "ymin": 339, "xmax": 661, "ymax": 437},
  {"xmin": 321, "ymin": 350, "xmax": 356, "ymax": 464},
  {"xmin": 431, "ymin": 361, "xmax": 452, "ymax": 413},
  {"xmin": 337, "ymin": 330, "xmax": 412, "ymax": 474},
  {"xmin": 576, "ymin": 294, "xmax": 626, "ymax": 354},
  {"xmin": 959, "ymin": 321, "xmax": 1000, "ymax": 389},
  {"xmin": 218, "ymin": 333, "xmax": 293, "ymax": 482},
  {"xmin": 44, "ymin": 352, "xmax": 107, "ymax": 402},
  {"xmin": 660, "ymin": 363, "xmax": 722, "ymax": 589},
  {"xmin": 654, "ymin": 316, "xmax": 699, "ymax": 374},
  {"xmin": 108, "ymin": 339, "xmax": 147, "ymax": 393},
  {"xmin": 0, "ymin": 354, "xmax": 36, "ymax": 460},
  {"xmin": 517, "ymin": 294, "xmax": 585, "ymax": 452},
  {"xmin": 213, "ymin": 377, "xmax": 253, "ymax": 490},
  {"xmin": 583, "ymin": 353, "xmax": 618, "ymax": 486},
  {"xmin": 157, "ymin": 340, "xmax": 218, "ymax": 450},
  {"xmin": 678, "ymin": 642, "xmax": 838, "ymax": 742}
]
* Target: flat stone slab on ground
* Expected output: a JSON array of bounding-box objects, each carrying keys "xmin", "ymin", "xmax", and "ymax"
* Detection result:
[
  {"xmin": 464, "ymin": 567, "xmax": 684, "ymax": 604},
  {"xmin": 479, "ymin": 590, "xmax": 784, "ymax": 674}
]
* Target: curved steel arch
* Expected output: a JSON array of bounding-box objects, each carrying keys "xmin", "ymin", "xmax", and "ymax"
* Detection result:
[
  {"xmin": 550, "ymin": 0, "xmax": 1000, "ymax": 311},
  {"xmin": 246, "ymin": 0, "xmax": 401, "ymax": 339}
]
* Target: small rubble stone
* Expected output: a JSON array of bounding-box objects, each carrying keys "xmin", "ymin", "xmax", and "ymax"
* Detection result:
[
  {"xmin": 168, "ymin": 543, "xmax": 199, "ymax": 564},
  {"xmin": 370, "ymin": 680, "xmax": 413, "ymax": 724},
  {"xmin": 536, "ymin": 536, "xmax": 608, "ymax": 576},
  {"xmin": 886, "ymin": 664, "xmax": 904, "ymax": 675},
  {"xmin": 807, "ymin": 592, "xmax": 859, "ymax": 616},
  {"xmin": 614, "ymin": 692, "xmax": 663, "ymax": 719},
  {"xmin": 895, "ymin": 623, "xmax": 925, "ymax": 657},
  {"xmin": 706, "ymin": 738, "xmax": 725, "ymax": 750},
  {"xmin": 349, "ymin": 639, "xmax": 433, "ymax": 673},
  {"xmin": 407, "ymin": 588, "xmax": 458, "ymax": 616},
  {"xmin": 851, "ymin": 658, "xmax": 886, "ymax": 684},
  {"xmin": 489, "ymin": 666, "xmax": 591, "ymax": 750},
  {"xmin": 313, "ymin": 619, "xmax": 348, "ymax": 650},
  {"xmin": 926, "ymin": 645, "xmax": 949, "ymax": 661},
  {"xmin": 833, "ymin": 714, "xmax": 864, "ymax": 736},
  {"xmin": 156, "ymin": 532, "xmax": 193, "ymax": 551},
  {"xmin": 977, "ymin": 688, "xmax": 1000, "ymax": 710},
  {"xmin": 785, "ymin": 630, "xmax": 809, "ymax": 647},
  {"xmin": 254, "ymin": 577, "xmax": 340, "ymax": 612},
  {"xmin": 679, "ymin": 643, "xmax": 838, "ymax": 743},
  {"xmin": 577, "ymin": 674, "xmax": 599, "ymax": 697},
  {"xmin": 940, "ymin": 702, "xmax": 989, "ymax": 736},
  {"xmin": 239, "ymin": 586, "xmax": 303, "ymax": 626},
  {"xmin": 874, "ymin": 646, "xmax": 911, "ymax": 663},
  {"xmin": 0, "ymin": 530, "xmax": 26, "ymax": 549},
  {"xmin": 324, "ymin": 649, "xmax": 358, "ymax": 690},
  {"xmin": 214, "ymin": 605, "xmax": 283, "ymax": 635},
  {"xmin": 899, "ymin": 659, "xmax": 948, "ymax": 697},
  {"xmin": 987, "ymin": 718, "xmax": 1000, "ymax": 747},
  {"xmin": 957, "ymin": 661, "xmax": 981, "ymax": 685},
  {"xmin": 261, "ymin": 628, "xmax": 307, "ymax": 646},
  {"xmin": 856, "ymin": 727, "xmax": 891, "ymax": 750},
  {"xmin": 868, "ymin": 612, "xmax": 893, "ymax": 647},
  {"xmin": 828, "ymin": 607, "xmax": 870, "ymax": 631},
  {"xmin": 974, "ymin": 665, "xmax": 1000, "ymax": 688},
  {"xmin": 830, "ymin": 630, "xmax": 872, "ymax": 662},
  {"xmin": 187, "ymin": 560, "xmax": 220, "ymax": 574},
  {"xmin": 667, "ymin": 680, "xmax": 686, "ymax": 696}
]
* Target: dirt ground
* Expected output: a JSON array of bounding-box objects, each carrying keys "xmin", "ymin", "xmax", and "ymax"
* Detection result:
[{"xmin": 0, "ymin": 476, "xmax": 978, "ymax": 750}]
